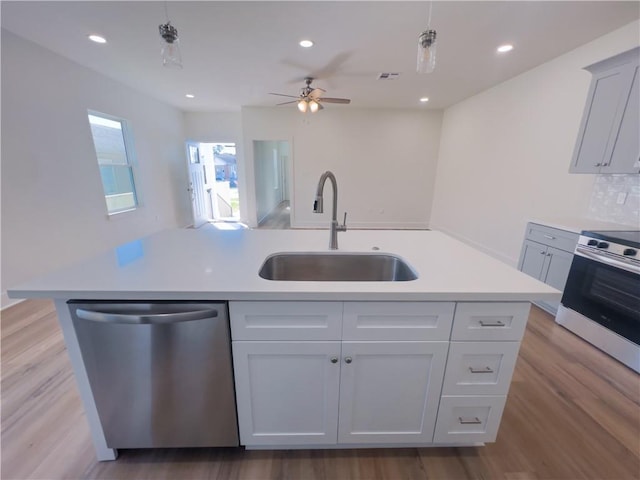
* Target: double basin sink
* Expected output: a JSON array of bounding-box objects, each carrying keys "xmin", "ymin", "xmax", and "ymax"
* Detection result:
[{"xmin": 259, "ymin": 252, "xmax": 418, "ymax": 282}]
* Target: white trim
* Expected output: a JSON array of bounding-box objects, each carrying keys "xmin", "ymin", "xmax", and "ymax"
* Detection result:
[
  {"xmin": 245, "ymin": 442, "xmax": 484, "ymax": 450},
  {"xmin": 1, "ymin": 292, "xmax": 24, "ymax": 311},
  {"xmin": 291, "ymin": 220, "xmax": 429, "ymax": 230}
]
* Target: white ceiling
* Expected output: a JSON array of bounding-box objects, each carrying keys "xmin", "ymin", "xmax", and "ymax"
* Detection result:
[{"xmin": 2, "ymin": 1, "xmax": 638, "ymax": 112}]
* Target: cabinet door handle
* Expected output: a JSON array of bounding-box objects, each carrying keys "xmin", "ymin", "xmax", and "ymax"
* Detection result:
[
  {"xmin": 595, "ymin": 163, "xmax": 602, "ymax": 167},
  {"xmin": 469, "ymin": 366, "xmax": 494, "ymax": 374},
  {"xmin": 458, "ymin": 416, "xmax": 482, "ymax": 425},
  {"xmin": 479, "ymin": 320, "xmax": 505, "ymax": 327},
  {"xmin": 539, "ymin": 251, "xmax": 546, "ymax": 255},
  {"xmin": 546, "ymin": 253, "xmax": 552, "ymax": 256},
  {"xmin": 330, "ymin": 357, "xmax": 338, "ymax": 364},
  {"xmin": 543, "ymin": 234, "xmax": 555, "ymax": 240},
  {"xmin": 344, "ymin": 356, "xmax": 353, "ymax": 364}
]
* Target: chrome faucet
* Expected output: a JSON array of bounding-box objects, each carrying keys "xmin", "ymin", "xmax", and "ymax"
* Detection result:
[{"xmin": 313, "ymin": 171, "xmax": 347, "ymax": 250}]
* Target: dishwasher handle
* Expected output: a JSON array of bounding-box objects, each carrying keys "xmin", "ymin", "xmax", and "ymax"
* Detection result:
[{"xmin": 75, "ymin": 308, "xmax": 219, "ymax": 325}]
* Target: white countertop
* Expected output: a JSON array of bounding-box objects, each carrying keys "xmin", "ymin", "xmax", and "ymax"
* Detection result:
[
  {"xmin": 528, "ymin": 217, "xmax": 633, "ymax": 234},
  {"xmin": 9, "ymin": 228, "xmax": 560, "ymax": 302}
]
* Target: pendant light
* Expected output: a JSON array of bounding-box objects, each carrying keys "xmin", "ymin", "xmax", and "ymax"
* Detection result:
[
  {"xmin": 159, "ymin": 2, "xmax": 183, "ymax": 68},
  {"xmin": 417, "ymin": 2, "xmax": 437, "ymax": 74}
]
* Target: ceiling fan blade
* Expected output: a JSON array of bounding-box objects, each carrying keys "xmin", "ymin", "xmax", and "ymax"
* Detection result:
[
  {"xmin": 320, "ymin": 98, "xmax": 351, "ymax": 104},
  {"xmin": 309, "ymin": 88, "xmax": 326, "ymax": 99},
  {"xmin": 276, "ymin": 100, "xmax": 298, "ymax": 106},
  {"xmin": 318, "ymin": 103, "xmax": 325, "ymax": 110},
  {"xmin": 269, "ymin": 93, "xmax": 299, "ymax": 98}
]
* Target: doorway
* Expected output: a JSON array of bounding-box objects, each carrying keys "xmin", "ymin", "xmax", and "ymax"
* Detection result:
[
  {"xmin": 186, "ymin": 142, "xmax": 240, "ymax": 228},
  {"xmin": 253, "ymin": 140, "xmax": 291, "ymax": 229}
]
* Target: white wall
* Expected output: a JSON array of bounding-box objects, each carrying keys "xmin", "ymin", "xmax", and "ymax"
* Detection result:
[
  {"xmin": 183, "ymin": 112, "xmax": 242, "ymax": 144},
  {"xmin": 430, "ymin": 21, "xmax": 640, "ymax": 267},
  {"xmin": 1, "ymin": 30, "xmax": 190, "ymax": 308},
  {"xmin": 241, "ymin": 107, "xmax": 443, "ymax": 229}
]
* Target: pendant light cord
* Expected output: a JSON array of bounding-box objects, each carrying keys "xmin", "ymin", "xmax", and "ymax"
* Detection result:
[
  {"xmin": 164, "ymin": 1, "xmax": 169, "ymax": 23},
  {"xmin": 427, "ymin": 1, "xmax": 433, "ymax": 28}
]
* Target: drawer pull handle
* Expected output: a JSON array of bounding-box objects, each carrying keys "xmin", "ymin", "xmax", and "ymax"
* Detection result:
[
  {"xmin": 458, "ymin": 416, "xmax": 482, "ymax": 425},
  {"xmin": 469, "ymin": 366, "xmax": 494, "ymax": 374},
  {"xmin": 479, "ymin": 320, "xmax": 505, "ymax": 327},
  {"xmin": 543, "ymin": 234, "xmax": 556, "ymax": 240}
]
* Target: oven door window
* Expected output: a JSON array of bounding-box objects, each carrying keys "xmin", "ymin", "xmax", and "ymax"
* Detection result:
[{"xmin": 562, "ymin": 255, "xmax": 640, "ymax": 345}]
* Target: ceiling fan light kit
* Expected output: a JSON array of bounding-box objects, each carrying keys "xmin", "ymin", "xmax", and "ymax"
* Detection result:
[{"xmin": 271, "ymin": 77, "xmax": 350, "ymax": 114}]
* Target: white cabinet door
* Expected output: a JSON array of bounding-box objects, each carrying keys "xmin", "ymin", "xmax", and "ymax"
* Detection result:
[
  {"xmin": 518, "ymin": 239, "xmax": 547, "ymax": 280},
  {"xmin": 337, "ymin": 341, "xmax": 448, "ymax": 444},
  {"xmin": 232, "ymin": 341, "xmax": 341, "ymax": 446},
  {"xmin": 604, "ymin": 63, "xmax": 640, "ymax": 173}
]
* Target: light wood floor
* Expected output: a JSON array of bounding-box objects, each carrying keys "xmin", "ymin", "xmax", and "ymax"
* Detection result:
[
  {"xmin": 1, "ymin": 300, "xmax": 639, "ymax": 480},
  {"xmin": 258, "ymin": 201, "xmax": 291, "ymax": 229}
]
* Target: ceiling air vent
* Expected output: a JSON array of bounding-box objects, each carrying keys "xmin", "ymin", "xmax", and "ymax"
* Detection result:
[{"xmin": 377, "ymin": 73, "xmax": 400, "ymax": 80}]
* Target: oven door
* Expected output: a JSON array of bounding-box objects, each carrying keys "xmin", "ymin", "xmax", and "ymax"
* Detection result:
[{"xmin": 561, "ymin": 253, "xmax": 640, "ymax": 345}]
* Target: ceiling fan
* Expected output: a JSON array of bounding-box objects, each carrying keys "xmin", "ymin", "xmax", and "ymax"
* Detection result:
[{"xmin": 269, "ymin": 77, "xmax": 351, "ymax": 113}]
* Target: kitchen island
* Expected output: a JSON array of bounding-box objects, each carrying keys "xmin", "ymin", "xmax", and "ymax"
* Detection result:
[{"xmin": 9, "ymin": 228, "xmax": 560, "ymax": 461}]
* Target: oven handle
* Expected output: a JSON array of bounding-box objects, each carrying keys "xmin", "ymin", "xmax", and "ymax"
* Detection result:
[{"xmin": 575, "ymin": 247, "xmax": 640, "ymax": 275}]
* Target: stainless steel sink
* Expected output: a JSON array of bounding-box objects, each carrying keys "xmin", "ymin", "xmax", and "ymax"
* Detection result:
[{"xmin": 258, "ymin": 252, "xmax": 418, "ymax": 281}]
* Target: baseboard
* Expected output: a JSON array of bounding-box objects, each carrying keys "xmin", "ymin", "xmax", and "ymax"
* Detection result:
[
  {"xmin": 429, "ymin": 224, "xmax": 517, "ymax": 267},
  {"xmin": 1, "ymin": 292, "xmax": 24, "ymax": 311},
  {"xmin": 291, "ymin": 221, "xmax": 429, "ymax": 230}
]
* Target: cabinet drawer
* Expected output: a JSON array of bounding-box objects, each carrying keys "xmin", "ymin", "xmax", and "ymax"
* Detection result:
[
  {"xmin": 525, "ymin": 224, "xmax": 578, "ymax": 253},
  {"xmin": 230, "ymin": 301, "xmax": 343, "ymax": 340},
  {"xmin": 433, "ymin": 395, "xmax": 507, "ymax": 444},
  {"xmin": 452, "ymin": 303, "xmax": 530, "ymax": 341},
  {"xmin": 442, "ymin": 342, "xmax": 520, "ymax": 395},
  {"xmin": 342, "ymin": 302, "xmax": 455, "ymax": 341}
]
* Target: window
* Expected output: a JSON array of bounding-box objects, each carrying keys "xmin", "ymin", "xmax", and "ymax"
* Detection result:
[{"xmin": 87, "ymin": 112, "xmax": 138, "ymax": 214}]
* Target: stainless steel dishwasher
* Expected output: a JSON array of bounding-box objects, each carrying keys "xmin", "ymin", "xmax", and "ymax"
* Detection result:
[{"xmin": 68, "ymin": 301, "xmax": 239, "ymax": 449}]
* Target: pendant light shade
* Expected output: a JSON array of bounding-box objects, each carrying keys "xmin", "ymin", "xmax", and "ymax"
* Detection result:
[
  {"xmin": 297, "ymin": 99, "xmax": 308, "ymax": 113},
  {"xmin": 308, "ymin": 100, "xmax": 320, "ymax": 113},
  {"xmin": 417, "ymin": 29, "xmax": 437, "ymax": 74},
  {"xmin": 159, "ymin": 21, "xmax": 183, "ymax": 68}
]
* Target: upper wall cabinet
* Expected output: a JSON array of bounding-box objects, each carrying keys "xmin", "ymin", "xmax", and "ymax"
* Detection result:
[{"xmin": 570, "ymin": 47, "xmax": 640, "ymax": 174}]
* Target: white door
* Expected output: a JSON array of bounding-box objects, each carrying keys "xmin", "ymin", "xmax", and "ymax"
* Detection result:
[
  {"xmin": 337, "ymin": 341, "xmax": 448, "ymax": 444},
  {"xmin": 232, "ymin": 341, "xmax": 341, "ymax": 446},
  {"xmin": 186, "ymin": 142, "xmax": 208, "ymax": 228}
]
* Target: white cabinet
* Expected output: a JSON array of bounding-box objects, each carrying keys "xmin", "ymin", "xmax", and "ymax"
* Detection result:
[
  {"xmin": 570, "ymin": 47, "xmax": 640, "ymax": 174},
  {"xmin": 337, "ymin": 341, "xmax": 447, "ymax": 444},
  {"xmin": 433, "ymin": 303, "xmax": 528, "ymax": 445},
  {"xmin": 231, "ymin": 300, "xmax": 529, "ymax": 448},
  {"xmin": 518, "ymin": 223, "xmax": 578, "ymax": 315},
  {"xmin": 232, "ymin": 341, "xmax": 341, "ymax": 446},
  {"xmin": 433, "ymin": 395, "xmax": 507, "ymax": 444}
]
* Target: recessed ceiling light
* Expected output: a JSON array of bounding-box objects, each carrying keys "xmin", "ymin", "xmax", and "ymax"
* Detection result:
[
  {"xmin": 185, "ymin": 94, "xmax": 195, "ymax": 99},
  {"xmin": 420, "ymin": 97, "xmax": 429, "ymax": 103},
  {"xmin": 497, "ymin": 44, "xmax": 514, "ymax": 53},
  {"xmin": 299, "ymin": 40, "xmax": 314, "ymax": 48},
  {"xmin": 88, "ymin": 34, "xmax": 107, "ymax": 44}
]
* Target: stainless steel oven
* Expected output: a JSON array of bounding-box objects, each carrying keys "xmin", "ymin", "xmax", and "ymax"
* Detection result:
[{"xmin": 557, "ymin": 230, "xmax": 639, "ymax": 372}]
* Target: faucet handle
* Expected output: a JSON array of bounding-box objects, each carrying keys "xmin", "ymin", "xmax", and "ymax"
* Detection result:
[{"xmin": 338, "ymin": 212, "xmax": 348, "ymax": 232}]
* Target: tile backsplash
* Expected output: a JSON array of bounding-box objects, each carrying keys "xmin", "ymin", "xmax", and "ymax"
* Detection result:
[{"xmin": 588, "ymin": 174, "xmax": 640, "ymax": 227}]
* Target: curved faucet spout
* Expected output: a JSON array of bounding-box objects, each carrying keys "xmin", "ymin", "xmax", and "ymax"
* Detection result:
[{"xmin": 313, "ymin": 171, "xmax": 347, "ymax": 249}]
